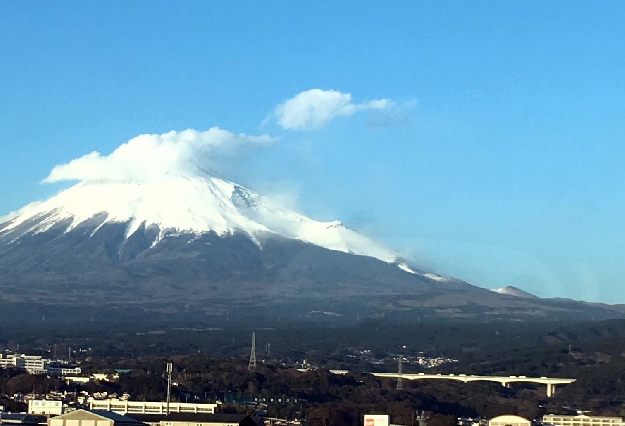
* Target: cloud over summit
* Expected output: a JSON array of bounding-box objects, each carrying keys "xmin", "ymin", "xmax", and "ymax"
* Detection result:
[
  {"xmin": 42, "ymin": 89, "xmax": 403, "ymax": 186},
  {"xmin": 44, "ymin": 127, "xmax": 273, "ymax": 184},
  {"xmin": 273, "ymin": 89, "xmax": 393, "ymax": 130}
]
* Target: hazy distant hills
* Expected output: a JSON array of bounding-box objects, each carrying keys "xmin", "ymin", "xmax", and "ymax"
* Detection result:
[{"xmin": 1, "ymin": 173, "xmax": 624, "ymax": 323}]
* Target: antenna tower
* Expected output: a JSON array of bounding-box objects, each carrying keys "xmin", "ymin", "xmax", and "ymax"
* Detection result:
[
  {"xmin": 248, "ymin": 332, "xmax": 257, "ymax": 370},
  {"xmin": 396, "ymin": 355, "xmax": 403, "ymax": 390},
  {"xmin": 166, "ymin": 362, "xmax": 173, "ymax": 414}
]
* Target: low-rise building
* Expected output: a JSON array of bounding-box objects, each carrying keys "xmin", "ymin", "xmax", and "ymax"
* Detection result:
[
  {"xmin": 0, "ymin": 413, "xmax": 47, "ymax": 425},
  {"xmin": 125, "ymin": 413, "xmax": 263, "ymax": 426},
  {"xmin": 364, "ymin": 414, "xmax": 390, "ymax": 426},
  {"xmin": 0, "ymin": 354, "xmax": 46, "ymax": 374},
  {"xmin": 28, "ymin": 399, "xmax": 64, "ymax": 416},
  {"xmin": 65, "ymin": 377, "xmax": 92, "ymax": 385},
  {"xmin": 88, "ymin": 400, "xmax": 217, "ymax": 415},
  {"xmin": 47, "ymin": 363, "xmax": 82, "ymax": 376},
  {"xmin": 22, "ymin": 356, "xmax": 47, "ymax": 374},
  {"xmin": 48, "ymin": 410, "xmax": 145, "ymax": 426},
  {"xmin": 543, "ymin": 415, "xmax": 625, "ymax": 426},
  {"xmin": 0, "ymin": 354, "xmax": 80, "ymax": 375},
  {"xmin": 0, "ymin": 354, "xmax": 19, "ymax": 369},
  {"xmin": 488, "ymin": 415, "xmax": 531, "ymax": 426},
  {"xmin": 92, "ymin": 374, "xmax": 119, "ymax": 382}
]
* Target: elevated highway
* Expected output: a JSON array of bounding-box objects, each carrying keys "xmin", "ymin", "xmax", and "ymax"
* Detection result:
[{"xmin": 368, "ymin": 373, "xmax": 575, "ymax": 397}]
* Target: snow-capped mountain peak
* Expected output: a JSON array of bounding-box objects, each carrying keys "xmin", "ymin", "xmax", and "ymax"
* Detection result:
[{"xmin": 1, "ymin": 173, "xmax": 418, "ymax": 272}]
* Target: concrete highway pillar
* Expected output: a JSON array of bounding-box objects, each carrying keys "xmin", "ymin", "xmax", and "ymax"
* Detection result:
[{"xmin": 547, "ymin": 384, "xmax": 556, "ymax": 397}]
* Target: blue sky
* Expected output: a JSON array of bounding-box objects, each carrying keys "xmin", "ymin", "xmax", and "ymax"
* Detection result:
[{"xmin": 1, "ymin": 1, "xmax": 624, "ymax": 302}]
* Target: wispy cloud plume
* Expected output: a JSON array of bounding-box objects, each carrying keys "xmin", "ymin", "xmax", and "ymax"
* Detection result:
[
  {"xmin": 42, "ymin": 88, "xmax": 405, "ymax": 186},
  {"xmin": 44, "ymin": 127, "xmax": 274, "ymax": 184},
  {"xmin": 272, "ymin": 89, "xmax": 393, "ymax": 130},
  {"xmin": 366, "ymin": 99, "xmax": 417, "ymax": 128}
]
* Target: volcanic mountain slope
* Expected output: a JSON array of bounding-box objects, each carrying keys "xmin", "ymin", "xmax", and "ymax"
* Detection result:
[
  {"xmin": 0, "ymin": 173, "xmax": 624, "ymax": 321},
  {"xmin": 492, "ymin": 286, "xmax": 538, "ymax": 298},
  {"xmin": 0, "ymin": 174, "xmax": 455, "ymax": 295}
]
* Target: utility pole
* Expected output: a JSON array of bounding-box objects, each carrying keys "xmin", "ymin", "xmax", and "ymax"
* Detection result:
[
  {"xmin": 166, "ymin": 362, "xmax": 173, "ymax": 415},
  {"xmin": 397, "ymin": 355, "xmax": 403, "ymax": 390},
  {"xmin": 248, "ymin": 332, "xmax": 257, "ymax": 371}
]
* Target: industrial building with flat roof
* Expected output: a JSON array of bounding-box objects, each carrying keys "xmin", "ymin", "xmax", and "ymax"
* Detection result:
[
  {"xmin": 28, "ymin": 399, "xmax": 64, "ymax": 416},
  {"xmin": 48, "ymin": 410, "xmax": 145, "ymax": 426},
  {"xmin": 0, "ymin": 354, "xmax": 81, "ymax": 376},
  {"xmin": 543, "ymin": 415, "xmax": 625, "ymax": 426},
  {"xmin": 88, "ymin": 400, "xmax": 217, "ymax": 415},
  {"xmin": 125, "ymin": 413, "xmax": 263, "ymax": 426}
]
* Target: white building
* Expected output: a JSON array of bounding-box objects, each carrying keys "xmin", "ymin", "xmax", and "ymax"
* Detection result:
[
  {"xmin": 92, "ymin": 373, "xmax": 120, "ymax": 382},
  {"xmin": 88, "ymin": 400, "xmax": 217, "ymax": 415},
  {"xmin": 489, "ymin": 415, "xmax": 531, "ymax": 426},
  {"xmin": 23, "ymin": 355, "xmax": 47, "ymax": 373},
  {"xmin": 543, "ymin": 415, "xmax": 625, "ymax": 426},
  {"xmin": 47, "ymin": 365, "xmax": 82, "ymax": 375},
  {"xmin": 0, "ymin": 354, "xmax": 18, "ymax": 368},
  {"xmin": 364, "ymin": 415, "xmax": 390, "ymax": 426},
  {"xmin": 65, "ymin": 377, "xmax": 92, "ymax": 385},
  {"xmin": 49, "ymin": 410, "xmax": 144, "ymax": 426},
  {"xmin": 0, "ymin": 354, "xmax": 46, "ymax": 374},
  {"xmin": 28, "ymin": 400, "xmax": 64, "ymax": 416},
  {"xmin": 0, "ymin": 354, "xmax": 80, "ymax": 375}
]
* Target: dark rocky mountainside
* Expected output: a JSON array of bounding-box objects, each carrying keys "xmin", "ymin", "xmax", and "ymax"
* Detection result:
[{"xmin": 1, "ymin": 216, "xmax": 624, "ymax": 323}]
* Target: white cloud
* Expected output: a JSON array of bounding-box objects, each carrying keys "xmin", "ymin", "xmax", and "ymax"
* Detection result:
[
  {"xmin": 43, "ymin": 127, "xmax": 274, "ymax": 184},
  {"xmin": 273, "ymin": 89, "xmax": 393, "ymax": 130},
  {"xmin": 366, "ymin": 99, "xmax": 417, "ymax": 128}
]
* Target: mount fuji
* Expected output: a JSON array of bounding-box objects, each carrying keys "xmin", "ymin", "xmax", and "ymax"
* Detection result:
[
  {"xmin": 1, "ymin": 171, "xmax": 624, "ymax": 322},
  {"xmin": 1, "ymin": 173, "xmax": 411, "ymax": 271}
]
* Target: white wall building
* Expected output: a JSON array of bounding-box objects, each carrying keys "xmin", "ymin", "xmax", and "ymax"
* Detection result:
[
  {"xmin": 47, "ymin": 365, "xmax": 82, "ymax": 375},
  {"xmin": 0, "ymin": 354, "xmax": 80, "ymax": 375},
  {"xmin": 0, "ymin": 354, "xmax": 18, "ymax": 368},
  {"xmin": 49, "ymin": 409, "xmax": 143, "ymax": 426},
  {"xmin": 543, "ymin": 415, "xmax": 625, "ymax": 426},
  {"xmin": 92, "ymin": 373, "xmax": 120, "ymax": 382},
  {"xmin": 88, "ymin": 400, "xmax": 217, "ymax": 415},
  {"xmin": 23, "ymin": 355, "xmax": 47, "ymax": 373},
  {"xmin": 489, "ymin": 415, "xmax": 531, "ymax": 426},
  {"xmin": 0, "ymin": 354, "xmax": 46, "ymax": 374},
  {"xmin": 364, "ymin": 415, "xmax": 390, "ymax": 426},
  {"xmin": 28, "ymin": 400, "xmax": 64, "ymax": 416},
  {"xmin": 65, "ymin": 377, "xmax": 92, "ymax": 385}
]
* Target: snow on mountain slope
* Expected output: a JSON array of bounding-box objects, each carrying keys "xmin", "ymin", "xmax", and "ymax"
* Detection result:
[
  {"xmin": 491, "ymin": 286, "xmax": 538, "ymax": 298},
  {"xmin": 0, "ymin": 173, "xmax": 414, "ymax": 271}
]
